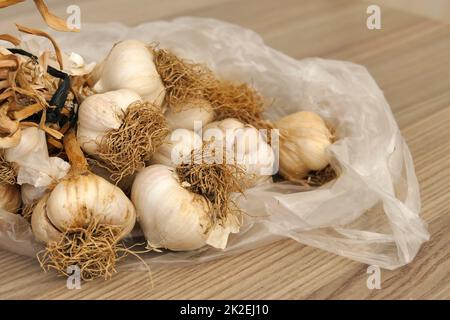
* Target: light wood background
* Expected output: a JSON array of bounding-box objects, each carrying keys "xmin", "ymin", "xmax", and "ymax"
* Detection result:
[{"xmin": 0, "ymin": 0, "xmax": 449, "ymax": 300}]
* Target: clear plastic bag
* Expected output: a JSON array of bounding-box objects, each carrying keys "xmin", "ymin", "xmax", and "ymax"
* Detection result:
[{"xmin": 0, "ymin": 17, "xmax": 429, "ymax": 270}]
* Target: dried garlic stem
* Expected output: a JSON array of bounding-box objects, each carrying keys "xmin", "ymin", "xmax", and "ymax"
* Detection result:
[{"xmin": 64, "ymin": 129, "xmax": 88, "ymax": 174}]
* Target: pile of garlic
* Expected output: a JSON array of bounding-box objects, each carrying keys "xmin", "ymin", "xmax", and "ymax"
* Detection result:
[{"xmin": 0, "ymin": 38, "xmax": 335, "ymax": 280}]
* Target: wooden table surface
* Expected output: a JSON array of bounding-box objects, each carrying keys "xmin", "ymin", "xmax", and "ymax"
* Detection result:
[{"xmin": 0, "ymin": 0, "xmax": 449, "ymax": 300}]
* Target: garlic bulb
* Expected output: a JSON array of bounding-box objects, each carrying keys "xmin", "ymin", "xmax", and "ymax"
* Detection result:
[
  {"xmin": 276, "ymin": 111, "xmax": 333, "ymax": 181},
  {"xmin": 152, "ymin": 129, "xmax": 202, "ymax": 167},
  {"xmin": 77, "ymin": 89, "xmax": 142, "ymax": 154},
  {"xmin": 0, "ymin": 183, "xmax": 21, "ymax": 213},
  {"xmin": 202, "ymin": 118, "xmax": 275, "ymax": 185},
  {"xmin": 131, "ymin": 164, "xmax": 239, "ymax": 251},
  {"xmin": 31, "ymin": 131, "xmax": 136, "ymax": 244},
  {"xmin": 93, "ymin": 40, "xmax": 166, "ymax": 106},
  {"xmin": 5, "ymin": 127, "xmax": 70, "ymax": 188},
  {"xmin": 165, "ymin": 99, "xmax": 214, "ymax": 131},
  {"xmin": 32, "ymin": 173, "xmax": 136, "ymax": 243}
]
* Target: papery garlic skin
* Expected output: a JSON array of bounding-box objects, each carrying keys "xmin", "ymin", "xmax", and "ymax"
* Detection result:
[
  {"xmin": 62, "ymin": 52, "xmax": 96, "ymax": 76},
  {"xmin": 77, "ymin": 89, "xmax": 142, "ymax": 154},
  {"xmin": 31, "ymin": 173, "xmax": 136, "ymax": 243},
  {"xmin": 276, "ymin": 111, "xmax": 332, "ymax": 181},
  {"xmin": 0, "ymin": 183, "xmax": 21, "ymax": 214},
  {"xmin": 93, "ymin": 40, "xmax": 166, "ymax": 106},
  {"xmin": 152, "ymin": 129, "xmax": 202, "ymax": 167},
  {"xmin": 202, "ymin": 118, "xmax": 275, "ymax": 185},
  {"xmin": 21, "ymin": 184, "xmax": 46, "ymax": 206},
  {"xmin": 5, "ymin": 127, "xmax": 70, "ymax": 188},
  {"xmin": 131, "ymin": 165, "xmax": 237, "ymax": 251},
  {"xmin": 165, "ymin": 99, "xmax": 214, "ymax": 131}
]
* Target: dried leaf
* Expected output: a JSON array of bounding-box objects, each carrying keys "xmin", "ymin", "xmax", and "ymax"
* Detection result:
[
  {"xmin": 33, "ymin": 0, "xmax": 79, "ymax": 33},
  {"xmin": 12, "ymin": 103, "xmax": 43, "ymax": 121},
  {"xmin": 0, "ymin": 0, "xmax": 24, "ymax": 9},
  {"xmin": 0, "ymin": 34, "xmax": 21, "ymax": 46},
  {"xmin": 16, "ymin": 24, "xmax": 63, "ymax": 69}
]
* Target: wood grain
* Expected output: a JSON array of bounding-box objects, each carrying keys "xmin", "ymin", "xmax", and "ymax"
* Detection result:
[{"xmin": 0, "ymin": 0, "xmax": 449, "ymax": 299}]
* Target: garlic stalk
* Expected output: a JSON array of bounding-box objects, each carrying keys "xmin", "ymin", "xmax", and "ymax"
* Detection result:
[
  {"xmin": 77, "ymin": 89, "xmax": 142, "ymax": 154},
  {"xmin": 202, "ymin": 118, "xmax": 275, "ymax": 186},
  {"xmin": 152, "ymin": 129, "xmax": 202, "ymax": 167},
  {"xmin": 276, "ymin": 111, "xmax": 333, "ymax": 182},
  {"xmin": 31, "ymin": 130, "xmax": 136, "ymax": 279},
  {"xmin": 0, "ymin": 183, "xmax": 21, "ymax": 214},
  {"xmin": 131, "ymin": 164, "xmax": 240, "ymax": 251},
  {"xmin": 165, "ymin": 99, "xmax": 214, "ymax": 131},
  {"xmin": 93, "ymin": 40, "xmax": 166, "ymax": 107}
]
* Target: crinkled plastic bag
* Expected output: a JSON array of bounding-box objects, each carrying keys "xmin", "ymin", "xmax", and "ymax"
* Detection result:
[{"xmin": 0, "ymin": 17, "xmax": 429, "ymax": 270}]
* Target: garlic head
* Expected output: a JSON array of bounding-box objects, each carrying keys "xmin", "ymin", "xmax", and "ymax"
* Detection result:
[
  {"xmin": 152, "ymin": 129, "xmax": 202, "ymax": 167},
  {"xmin": 276, "ymin": 111, "xmax": 333, "ymax": 181},
  {"xmin": 202, "ymin": 118, "xmax": 275, "ymax": 185},
  {"xmin": 77, "ymin": 89, "xmax": 142, "ymax": 154},
  {"xmin": 93, "ymin": 40, "xmax": 166, "ymax": 107},
  {"xmin": 131, "ymin": 164, "xmax": 238, "ymax": 251},
  {"xmin": 165, "ymin": 99, "xmax": 214, "ymax": 131},
  {"xmin": 32, "ymin": 173, "xmax": 136, "ymax": 243}
]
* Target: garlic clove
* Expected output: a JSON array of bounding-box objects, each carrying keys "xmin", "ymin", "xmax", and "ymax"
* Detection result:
[
  {"xmin": 152, "ymin": 129, "xmax": 202, "ymax": 167},
  {"xmin": 165, "ymin": 99, "xmax": 214, "ymax": 131},
  {"xmin": 31, "ymin": 193, "xmax": 62, "ymax": 243}
]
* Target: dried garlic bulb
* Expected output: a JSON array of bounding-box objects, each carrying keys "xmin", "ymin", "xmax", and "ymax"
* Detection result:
[
  {"xmin": 31, "ymin": 130, "xmax": 136, "ymax": 243},
  {"xmin": 93, "ymin": 40, "xmax": 166, "ymax": 107},
  {"xmin": 77, "ymin": 89, "xmax": 142, "ymax": 154},
  {"xmin": 0, "ymin": 183, "xmax": 21, "ymax": 214},
  {"xmin": 132, "ymin": 164, "xmax": 239, "ymax": 251},
  {"xmin": 152, "ymin": 129, "xmax": 202, "ymax": 167},
  {"xmin": 77, "ymin": 89, "xmax": 169, "ymax": 181},
  {"xmin": 31, "ymin": 130, "xmax": 136, "ymax": 280},
  {"xmin": 165, "ymin": 99, "xmax": 214, "ymax": 131},
  {"xmin": 276, "ymin": 111, "xmax": 333, "ymax": 182},
  {"xmin": 203, "ymin": 118, "xmax": 275, "ymax": 186}
]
